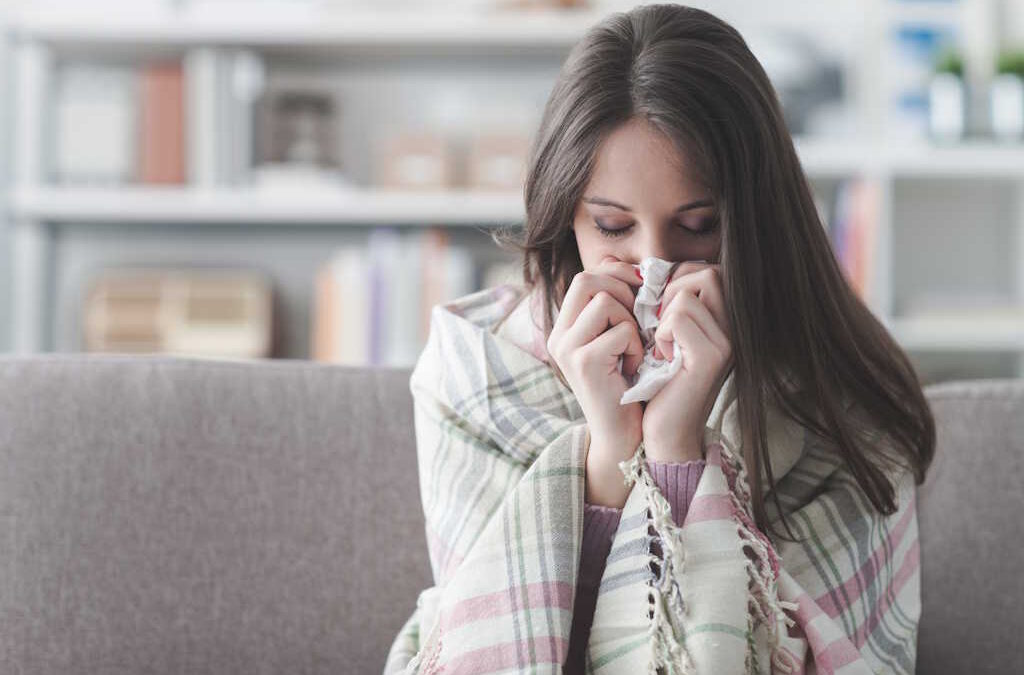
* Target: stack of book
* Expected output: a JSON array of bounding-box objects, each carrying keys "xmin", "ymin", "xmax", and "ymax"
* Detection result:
[
  {"xmin": 312, "ymin": 227, "xmax": 520, "ymax": 366},
  {"xmin": 829, "ymin": 177, "xmax": 879, "ymax": 303}
]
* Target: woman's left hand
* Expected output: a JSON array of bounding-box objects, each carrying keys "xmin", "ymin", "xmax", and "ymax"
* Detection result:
[{"xmin": 641, "ymin": 261, "xmax": 734, "ymax": 463}]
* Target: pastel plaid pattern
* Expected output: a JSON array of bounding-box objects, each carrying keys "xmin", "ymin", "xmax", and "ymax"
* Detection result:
[{"xmin": 384, "ymin": 284, "xmax": 919, "ymax": 674}]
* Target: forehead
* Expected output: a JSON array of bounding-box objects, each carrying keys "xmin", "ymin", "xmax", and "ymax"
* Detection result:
[{"xmin": 586, "ymin": 118, "xmax": 706, "ymax": 200}]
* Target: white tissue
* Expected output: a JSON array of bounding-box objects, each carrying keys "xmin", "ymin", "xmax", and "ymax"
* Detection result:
[{"xmin": 618, "ymin": 256, "xmax": 688, "ymax": 405}]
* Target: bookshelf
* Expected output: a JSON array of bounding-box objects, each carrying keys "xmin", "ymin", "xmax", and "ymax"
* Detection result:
[
  {"xmin": 9, "ymin": 186, "xmax": 528, "ymax": 224},
  {"xmin": 5, "ymin": 0, "xmax": 1024, "ymax": 383}
]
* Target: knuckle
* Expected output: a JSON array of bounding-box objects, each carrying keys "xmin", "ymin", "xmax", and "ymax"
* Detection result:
[{"xmin": 594, "ymin": 290, "xmax": 618, "ymax": 313}]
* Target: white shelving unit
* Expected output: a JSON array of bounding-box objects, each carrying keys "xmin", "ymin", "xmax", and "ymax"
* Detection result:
[
  {"xmin": 5, "ymin": 2, "xmax": 1024, "ymax": 380},
  {"xmin": 9, "ymin": 185, "xmax": 528, "ymax": 225},
  {"xmin": 8, "ymin": 6, "xmax": 609, "ymax": 49}
]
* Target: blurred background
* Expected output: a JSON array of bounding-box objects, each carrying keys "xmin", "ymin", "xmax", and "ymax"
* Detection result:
[{"xmin": 0, "ymin": 0, "xmax": 1022, "ymax": 384}]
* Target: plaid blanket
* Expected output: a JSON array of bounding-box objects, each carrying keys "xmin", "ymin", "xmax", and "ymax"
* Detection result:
[{"xmin": 385, "ymin": 283, "xmax": 920, "ymax": 674}]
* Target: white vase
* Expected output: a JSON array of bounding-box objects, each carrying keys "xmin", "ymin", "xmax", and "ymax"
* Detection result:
[
  {"xmin": 990, "ymin": 73, "xmax": 1024, "ymax": 142},
  {"xmin": 929, "ymin": 72, "xmax": 966, "ymax": 142}
]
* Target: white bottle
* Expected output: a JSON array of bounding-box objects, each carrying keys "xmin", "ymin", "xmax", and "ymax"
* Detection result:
[
  {"xmin": 929, "ymin": 72, "xmax": 966, "ymax": 142},
  {"xmin": 990, "ymin": 73, "xmax": 1024, "ymax": 141}
]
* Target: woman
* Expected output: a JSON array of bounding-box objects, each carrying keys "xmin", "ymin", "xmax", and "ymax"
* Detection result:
[{"xmin": 385, "ymin": 5, "xmax": 934, "ymax": 673}]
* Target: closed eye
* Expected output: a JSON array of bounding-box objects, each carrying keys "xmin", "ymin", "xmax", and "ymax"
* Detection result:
[{"xmin": 593, "ymin": 217, "xmax": 719, "ymax": 238}]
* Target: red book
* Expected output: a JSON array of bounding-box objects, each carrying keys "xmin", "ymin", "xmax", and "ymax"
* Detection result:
[{"xmin": 139, "ymin": 62, "xmax": 185, "ymax": 184}]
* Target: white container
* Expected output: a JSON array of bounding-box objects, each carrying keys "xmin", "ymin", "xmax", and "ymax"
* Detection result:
[
  {"xmin": 990, "ymin": 73, "xmax": 1024, "ymax": 141},
  {"xmin": 929, "ymin": 72, "xmax": 966, "ymax": 142}
]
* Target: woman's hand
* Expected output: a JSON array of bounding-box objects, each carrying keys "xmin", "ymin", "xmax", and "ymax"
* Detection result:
[
  {"xmin": 546, "ymin": 255, "xmax": 645, "ymax": 507},
  {"xmin": 641, "ymin": 261, "xmax": 734, "ymax": 463}
]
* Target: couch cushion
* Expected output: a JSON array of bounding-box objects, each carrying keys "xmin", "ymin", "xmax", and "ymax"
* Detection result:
[
  {"xmin": 0, "ymin": 354, "xmax": 430, "ymax": 675},
  {"xmin": 917, "ymin": 378, "xmax": 1024, "ymax": 675}
]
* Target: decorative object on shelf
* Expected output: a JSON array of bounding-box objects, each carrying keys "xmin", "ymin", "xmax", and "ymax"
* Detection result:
[
  {"xmin": 53, "ymin": 64, "xmax": 137, "ymax": 185},
  {"xmin": 373, "ymin": 130, "xmax": 456, "ymax": 190},
  {"xmin": 890, "ymin": 22, "xmax": 960, "ymax": 140},
  {"xmin": 991, "ymin": 48, "xmax": 1024, "ymax": 142},
  {"xmin": 743, "ymin": 29, "xmax": 844, "ymax": 136},
  {"xmin": 929, "ymin": 46, "xmax": 967, "ymax": 142},
  {"xmin": 83, "ymin": 268, "xmax": 274, "ymax": 359},
  {"xmin": 465, "ymin": 131, "xmax": 529, "ymax": 191},
  {"xmin": 139, "ymin": 61, "xmax": 187, "ymax": 184},
  {"xmin": 266, "ymin": 90, "xmax": 338, "ymax": 166},
  {"xmin": 254, "ymin": 88, "xmax": 345, "ymax": 188}
]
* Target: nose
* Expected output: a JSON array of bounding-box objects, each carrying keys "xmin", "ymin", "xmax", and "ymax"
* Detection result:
[{"xmin": 630, "ymin": 230, "xmax": 678, "ymax": 266}]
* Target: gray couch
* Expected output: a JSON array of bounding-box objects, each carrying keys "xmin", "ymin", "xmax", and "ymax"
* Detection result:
[{"xmin": 0, "ymin": 354, "xmax": 1020, "ymax": 674}]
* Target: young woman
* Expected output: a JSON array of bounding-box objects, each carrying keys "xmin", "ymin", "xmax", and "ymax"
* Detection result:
[{"xmin": 385, "ymin": 5, "xmax": 934, "ymax": 674}]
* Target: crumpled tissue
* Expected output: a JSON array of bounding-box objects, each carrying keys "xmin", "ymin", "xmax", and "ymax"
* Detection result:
[{"xmin": 618, "ymin": 256, "xmax": 703, "ymax": 405}]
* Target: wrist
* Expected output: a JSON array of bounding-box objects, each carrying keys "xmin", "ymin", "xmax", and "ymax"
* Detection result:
[
  {"xmin": 587, "ymin": 426, "xmax": 641, "ymax": 460},
  {"xmin": 585, "ymin": 440, "xmax": 636, "ymax": 509},
  {"xmin": 643, "ymin": 433, "xmax": 704, "ymax": 463}
]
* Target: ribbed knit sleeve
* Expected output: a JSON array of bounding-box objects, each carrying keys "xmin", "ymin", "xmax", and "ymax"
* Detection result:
[{"xmin": 645, "ymin": 458, "xmax": 706, "ymax": 525}]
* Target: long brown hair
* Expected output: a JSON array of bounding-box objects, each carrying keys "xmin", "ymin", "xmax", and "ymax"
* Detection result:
[{"xmin": 490, "ymin": 3, "xmax": 934, "ymax": 537}]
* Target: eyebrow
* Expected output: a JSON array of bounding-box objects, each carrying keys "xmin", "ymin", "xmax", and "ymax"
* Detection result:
[{"xmin": 582, "ymin": 196, "xmax": 713, "ymax": 212}]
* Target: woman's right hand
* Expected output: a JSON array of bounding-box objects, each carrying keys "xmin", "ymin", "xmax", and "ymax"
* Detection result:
[{"xmin": 546, "ymin": 256, "xmax": 645, "ymax": 506}]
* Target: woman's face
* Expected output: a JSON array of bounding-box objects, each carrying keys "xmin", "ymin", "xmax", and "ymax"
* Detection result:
[{"xmin": 572, "ymin": 117, "xmax": 722, "ymax": 270}]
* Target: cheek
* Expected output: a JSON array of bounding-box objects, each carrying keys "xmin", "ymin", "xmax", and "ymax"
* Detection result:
[
  {"xmin": 700, "ymin": 237, "xmax": 723, "ymax": 263},
  {"xmin": 574, "ymin": 228, "xmax": 610, "ymax": 270}
]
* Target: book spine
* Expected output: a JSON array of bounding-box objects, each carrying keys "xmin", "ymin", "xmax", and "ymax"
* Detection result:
[{"xmin": 140, "ymin": 62, "xmax": 186, "ymax": 184}]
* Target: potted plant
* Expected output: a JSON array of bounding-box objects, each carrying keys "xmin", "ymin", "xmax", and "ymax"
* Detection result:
[
  {"xmin": 929, "ymin": 46, "xmax": 966, "ymax": 142},
  {"xmin": 991, "ymin": 49, "xmax": 1024, "ymax": 141}
]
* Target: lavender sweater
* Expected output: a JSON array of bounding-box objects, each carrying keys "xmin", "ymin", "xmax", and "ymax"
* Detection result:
[{"xmin": 564, "ymin": 459, "xmax": 706, "ymax": 674}]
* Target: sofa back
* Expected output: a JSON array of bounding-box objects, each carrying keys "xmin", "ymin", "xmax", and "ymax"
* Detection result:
[
  {"xmin": 0, "ymin": 355, "xmax": 1020, "ymax": 673},
  {"xmin": 916, "ymin": 378, "xmax": 1024, "ymax": 674},
  {"xmin": 0, "ymin": 355, "xmax": 432, "ymax": 675}
]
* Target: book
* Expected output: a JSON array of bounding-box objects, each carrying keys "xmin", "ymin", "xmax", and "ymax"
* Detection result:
[
  {"xmin": 830, "ymin": 177, "xmax": 877, "ymax": 304},
  {"xmin": 54, "ymin": 64, "xmax": 136, "ymax": 184},
  {"xmin": 139, "ymin": 61, "xmax": 186, "ymax": 184},
  {"xmin": 311, "ymin": 229, "xmax": 480, "ymax": 366}
]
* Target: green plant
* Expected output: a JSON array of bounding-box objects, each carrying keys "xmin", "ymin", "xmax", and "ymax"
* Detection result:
[
  {"xmin": 996, "ymin": 49, "xmax": 1024, "ymax": 78},
  {"xmin": 934, "ymin": 47, "xmax": 964, "ymax": 78}
]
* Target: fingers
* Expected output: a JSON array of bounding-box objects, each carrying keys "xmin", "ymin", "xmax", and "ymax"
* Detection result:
[
  {"xmin": 651, "ymin": 309, "xmax": 724, "ymax": 376},
  {"xmin": 599, "ymin": 254, "xmax": 646, "ymax": 293},
  {"xmin": 586, "ymin": 320, "xmax": 645, "ymax": 377},
  {"xmin": 553, "ymin": 258, "xmax": 642, "ymax": 336},
  {"xmin": 656, "ymin": 290, "xmax": 731, "ymax": 358},
  {"xmin": 561, "ymin": 290, "xmax": 636, "ymax": 354},
  {"xmin": 661, "ymin": 263, "xmax": 731, "ymax": 340},
  {"xmin": 653, "ymin": 314, "xmax": 708, "ymax": 374}
]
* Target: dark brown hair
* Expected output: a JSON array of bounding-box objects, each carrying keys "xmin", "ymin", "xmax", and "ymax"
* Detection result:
[{"xmin": 491, "ymin": 3, "xmax": 935, "ymax": 537}]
